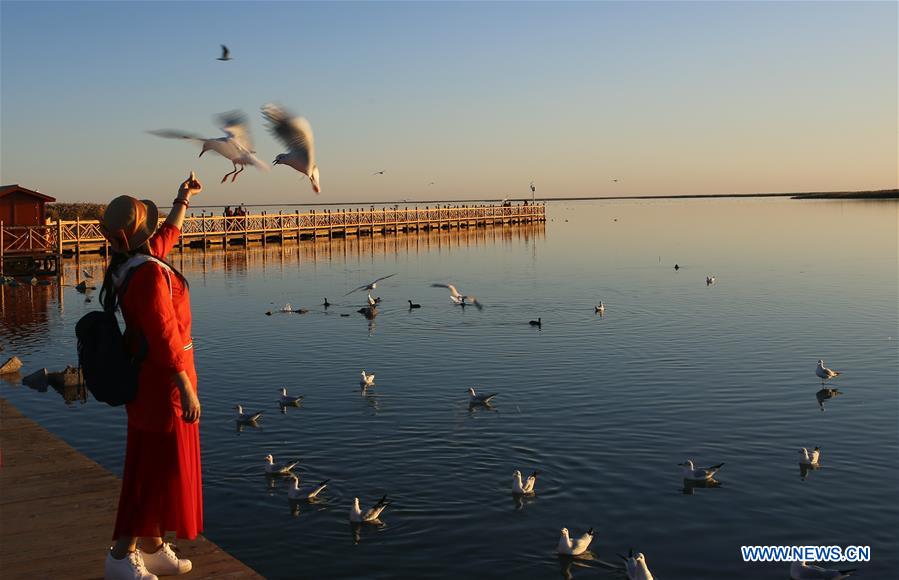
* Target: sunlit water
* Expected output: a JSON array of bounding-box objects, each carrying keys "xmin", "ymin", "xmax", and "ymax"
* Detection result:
[{"xmin": 2, "ymin": 198, "xmax": 897, "ymax": 579}]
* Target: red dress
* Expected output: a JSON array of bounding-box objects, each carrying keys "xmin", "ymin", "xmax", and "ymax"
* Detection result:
[{"xmin": 112, "ymin": 223, "xmax": 203, "ymax": 540}]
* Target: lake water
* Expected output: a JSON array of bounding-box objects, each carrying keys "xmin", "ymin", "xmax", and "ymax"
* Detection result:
[{"xmin": 2, "ymin": 198, "xmax": 897, "ymax": 579}]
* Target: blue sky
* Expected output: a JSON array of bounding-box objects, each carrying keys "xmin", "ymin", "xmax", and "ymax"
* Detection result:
[{"xmin": 1, "ymin": 1, "xmax": 896, "ymax": 205}]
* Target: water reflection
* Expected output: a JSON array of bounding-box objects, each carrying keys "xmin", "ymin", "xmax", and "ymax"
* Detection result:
[
  {"xmin": 799, "ymin": 462, "xmax": 823, "ymax": 481},
  {"xmin": 816, "ymin": 387, "xmax": 843, "ymax": 412},
  {"xmin": 557, "ymin": 552, "xmax": 598, "ymax": 580},
  {"xmin": 512, "ymin": 492, "xmax": 537, "ymax": 511},
  {"xmin": 682, "ymin": 478, "xmax": 722, "ymax": 495}
]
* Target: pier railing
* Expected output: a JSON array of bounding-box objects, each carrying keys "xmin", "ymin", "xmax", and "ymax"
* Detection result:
[{"xmin": 2, "ymin": 203, "xmax": 544, "ymax": 258}]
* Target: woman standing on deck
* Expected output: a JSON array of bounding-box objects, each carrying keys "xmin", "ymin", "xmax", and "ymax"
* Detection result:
[{"xmin": 100, "ymin": 174, "xmax": 203, "ymax": 580}]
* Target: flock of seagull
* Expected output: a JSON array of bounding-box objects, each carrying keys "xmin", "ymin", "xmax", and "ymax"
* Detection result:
[{"xmin": 224, "ymin": 268, "xmax": 854, "ymax": 579}]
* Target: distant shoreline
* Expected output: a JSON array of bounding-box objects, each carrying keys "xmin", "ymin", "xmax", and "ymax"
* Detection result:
[{"xmin": 48, "ymin": 189, "xmax": 898, "ymax": 214}]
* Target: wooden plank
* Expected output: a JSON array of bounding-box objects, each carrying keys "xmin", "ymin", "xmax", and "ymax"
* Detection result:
[{"xmin": 0, "ymin": 398, "xmax": 263, "ymax": 579}]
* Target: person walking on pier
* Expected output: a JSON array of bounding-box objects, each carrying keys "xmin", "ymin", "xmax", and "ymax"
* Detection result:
[{"xmin": 99, "ymin": 173, "xmax": 204, "ymax": 580}]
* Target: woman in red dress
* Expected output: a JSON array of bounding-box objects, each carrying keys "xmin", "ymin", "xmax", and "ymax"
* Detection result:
[{"xmin": 99, "ymin": 174, "xmax": 203, "ymax": 580}]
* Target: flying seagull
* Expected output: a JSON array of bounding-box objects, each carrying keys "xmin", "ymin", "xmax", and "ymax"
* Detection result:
[
  {"xmin": 344, "ymin": 273, "xmax": 397, "ymax": 296},
  {"xmin": 217, "ymin": 45, "xmax": 231, "ymax": 61},
  {"xmin": 431, "ymin": 283, "xmax": 483, "ymax": 310},
  {"xmin": 350, "ymin": 495, "xmax": 390, "ymax": 523},
  {"xmin": 372, "ymin": 170, "xmax": 385, "ymax": 175},
  {"xmin": 530, "ymin": 181, "xmax": 536, "ymax": 193},
  {"xmin": 149, "ymin": 111, "xmax": 268, "ymax": 183},
  {"xmin": 557, "ymin": 527, "xmax": 594, "ymax": 556},
  {"xmin": 262, "ymin": 103, "xmax": 320, "ymax": 193}
]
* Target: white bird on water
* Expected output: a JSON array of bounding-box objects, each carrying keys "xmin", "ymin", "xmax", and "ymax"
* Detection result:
[
  {"xmin": 344, "ymin": 273, "xmax": 398, "ymax": 296},
  {"xmin": 288, "ymin": 475, "xmax": 329, "ymax": 500},
  {"xmin": 279, "ymin": 388, "xmax": 303, "ymax": 406},
  {"xmin": 149, "ymin": 111, "xmax": 268, "ymax": 184},
  {"xmin": 618, "ymin": 549, "xmax": 655, "ymax": 580},
  {"xmin": 350, "ymin": 495, "xmax": 390, "ymax": 523},
  {"xmin": 679, "ymin": 459, "xmax": 724, "ymax": 481},
  {"xmin": 512, "ymin": 470, "xmax": 538, "ymax": 495},
  {"xmin": 431, "ymin": 283, "xmax": 483, "ymax": 310},
  {"xmin": 595, "ymin": 301, "xmax": 605, "ymax": 314},
  {"xmin": 264, "ymin": 454, "xmax": 299, "ymax": 475},
  {"xmin": 360, "ymin": 370, "xmax": 375, "ymax": 388},
  {"xmin": 790, "ymin": 561, "xmax": 856, "ymax": 579},
  {"xmin": 82, "ymin": 269, "xmax": 93, "ymax": 279},
  {"xmin": 816, "ymin": 360, "xmax": 841, "ymax": 382},
  {"xmin": 799, "ymin": 447, "xmax": 821, "ymax": 466},
  {"xmin": 557, "ymin": 527, "xmax": 594, "ymax": 556},
  {"xmin": 234, "ymin": 405, "xmax": 262, "ymax": 424},
  {"xmin": 468, "ymin": 387, "xmax": 497, "ymax": 405},
  {"xmin": 262, "ymin": 103, "xmax": 321, "ymax": 193}
]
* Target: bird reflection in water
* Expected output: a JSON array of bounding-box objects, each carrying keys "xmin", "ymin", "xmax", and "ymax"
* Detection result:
[
  {"xmin": 800, "ymin": 462, "xmax": 822, "ymax": 481},
  {"xmin": 682, "ymin": 478, "xmax": 722, "ymax": 495},
  {"xmin": 236, "ymin": 421, "xmax": 262, "ymax": 434},
  {"xmin": 816, "ymin": 387, "xmax": 842, "ymax": 412},
  {"xmin": 512, "ymin": 492, "xmax": 537, "ymax": 511},
  {"xmin": 361, "ymin": 388, "xmax": 380, "ymax": 414},
  {"xmin": 468, "ymin": 401, "xmax": 498, "ymax": 415},
  {"xmin": 557, "ymin": 551, "xmax": 597, "ymax": 580}
]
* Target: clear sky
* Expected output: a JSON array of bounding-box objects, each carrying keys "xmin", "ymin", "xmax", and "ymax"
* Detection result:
[{"xmin": 1, "ymin": 1, "xmax": 896, "ymax": 205}]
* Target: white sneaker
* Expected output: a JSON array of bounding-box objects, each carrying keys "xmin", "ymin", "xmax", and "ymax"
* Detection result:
[
  {"xmin": 141, "ymin": 543, "xmax": 192, "ymax": 576},
  {"xmin": 105, "ymin": 549, "xmax": 158, "ymax": 580}
]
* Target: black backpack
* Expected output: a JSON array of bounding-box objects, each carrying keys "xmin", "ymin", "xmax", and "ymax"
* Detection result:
[{"xmin": 75, "ymin": 265, "xmax": 149, "ymax": 406}]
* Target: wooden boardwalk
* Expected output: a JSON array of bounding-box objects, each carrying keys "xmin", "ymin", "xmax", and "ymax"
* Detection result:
[{"xmin": 0, "ymin": 398, "xmax": 263, "ymax": 579}]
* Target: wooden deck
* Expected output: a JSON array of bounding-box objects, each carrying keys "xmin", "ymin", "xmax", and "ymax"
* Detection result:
[{"xmin": 0, "ymin": 398, "xmax": 263, "ymax": 579}]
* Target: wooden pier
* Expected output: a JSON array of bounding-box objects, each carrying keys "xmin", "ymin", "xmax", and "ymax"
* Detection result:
[
  {"xmin": 1, "ymin": 203, "xmax": 544, "ymax": 273},
  {"xmin": 0, "ymin": 397, "xmax": 263, "ymax": 579}
]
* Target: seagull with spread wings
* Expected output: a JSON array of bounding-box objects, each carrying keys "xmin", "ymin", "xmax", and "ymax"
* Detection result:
[
  {"xmin": 344, "ymin": 273, "xmax": 398, "ymax": 296},
  {"xmin": 431, "ymin": 283, "xmax": 483, "ymax": 310},
  {"xmin": 149, "ymin": 111, "xmax": 267, "ymax": 183},
  {"xmin": 262, "ymin": 103, "xmax": 320, "ymax": 193}
]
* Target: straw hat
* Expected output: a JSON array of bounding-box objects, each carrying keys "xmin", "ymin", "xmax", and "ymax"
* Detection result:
[{"xmin": 100, "ymin": 195, "xmax": 159, "ymax": 253}]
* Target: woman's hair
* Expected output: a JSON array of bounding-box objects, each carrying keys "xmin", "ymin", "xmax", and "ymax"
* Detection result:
[{"xmin": 99, "ymin": 244, "xmax": 189, "ymax": 312}]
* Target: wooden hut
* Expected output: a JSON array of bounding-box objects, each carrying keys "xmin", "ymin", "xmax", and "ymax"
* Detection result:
[{"xmin": 0, "ymin": 185, "xmax": 56, "ymax": 226}]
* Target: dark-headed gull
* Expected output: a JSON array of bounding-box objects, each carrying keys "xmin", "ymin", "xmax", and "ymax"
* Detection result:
[
  {"xmin": 344, "ymin": 273, "xmax": 398, "ymax": 296},
  {"xmin": 350, "ymin": 495, "xmax": 389, "ymax": 523},
  {"xmin": 431, "ymin": 283, "xmax": 483, "ymax": 310},
  {"xmin": 264, "ymin": 454, "xmax": 298, "ymax": 475},
  {"xmin": 816, "ymin": 360, "xmax": 841, "ymax": 382},
  {"xmin": 262, "ymin": 103, "xmax": 320, "ymax": 193},
  {"xmin": 799, "ymin": 447, "xmax": 821, "ymax": 466},
  {"xmin": 617, "ymin": 549, "xmax": 655, "ymax": 580},
  {"xmin": 360, "ymin": 370, "xmax": 375, "ymax": 388},
  {"xmin": 679, "ymin": 459, "xmax": 724, "ymax": 481},
  {"xmin": 288, "ymin": 475, "xmax": 328, "ymax": 501},
  {"xmin": 512, "ymin": 470, "xmax": 538, "ymax": 495},
  {"xmin": 217, "ymin": 45, "xmax": 232, "ymax": 61},
  {"xmin": 279, "ymin": 388, "xmax": 303, "ymax": 406},
  {"xmin": 557, "ymin": 527, "xmax": 594, "ymax": 556},
  {"xmin": 468, "ymin": 387, "xmax": 497, "ymax": 405},
  {"xmin": 149, "ymin": 111, "xmax": 268, "ymax": 183},
  {"xmin": 234, "ymin": 405, "xmax": 262, "ymax": 424},
  {"xmin": 790, "ymin": 561, "xmax": 856, "ymax": 579}
]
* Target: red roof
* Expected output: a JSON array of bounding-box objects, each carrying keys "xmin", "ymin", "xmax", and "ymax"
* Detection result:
[{"xmin": 0, "ymin": 184, "xmax": 56, "ymax": 203}]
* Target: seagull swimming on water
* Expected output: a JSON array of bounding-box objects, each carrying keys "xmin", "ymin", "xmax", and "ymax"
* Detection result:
[
  {"xmin": 706, "ymin": 275, "xmax": 716, "ymax": 285},
  {"xmin": 557, "ymin": 527, "xmax": 594, "ymax": 556},
  {"xmin": 679, "ymin": 459, "xmax": 724, "ymax": 481},
  {"xmin": 360, "ymin": 370, "xmax": 375, "ymax": 388},
  {"xmin": 264, "ymin": 454, "xmax": 299, "ymax": 475},
  {"xmin": 790, "ymin": 561, "xmax": 856, "ymax": 579},
  {"xmin": 468, "ymin": 387, "xmax": 497, "ymax": 405},
  {"xmin": 595, "ymin": 302, "xmax": 605, "ymax": 314},
  {"xmin": 350, "ymin": 495, "xmax": 390, "ymax": 523},
  {"xmin": 234, "ymin": 405, "xmax": 263, "ymax": 424},
  {"xmin": 278, "ymin": 388, "xmax": 303, "ymax": 406},
  {"xmin": 149, "ymin": 111, "xmax": 268, "ymax": 184},
  {"xmin": 288, "ymin": 475, "xmax": 329, "ymax": 501},
  {"xmin": 217, "ymin": 44, "xmax": 231, "ymax": 61},
  {"xmin": 262, "ymin": 103, "xmax": 320, "ymax": 193},
  {"xmin": 618, "ymin": 549, "xmax": 655, "ymax": 580},
  {"xmin": 816, "ymin": 360, "xmax": 841, "ymax": 382},
  {"xmin": 512, "ymin": 470, "xmax": 538, "ymax": 495},
  {"xmin": 431, "ymin": 283, "xmax": 483, "ymax": 310},
  {"xmin": 798, "ymin": 447, "xmax": 821, "ymax": 466}
]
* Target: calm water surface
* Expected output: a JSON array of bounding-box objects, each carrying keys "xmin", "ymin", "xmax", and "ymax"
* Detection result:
[{"xmin": 2, "ymin": 198, "xmax": 897, "ymax": 579}]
